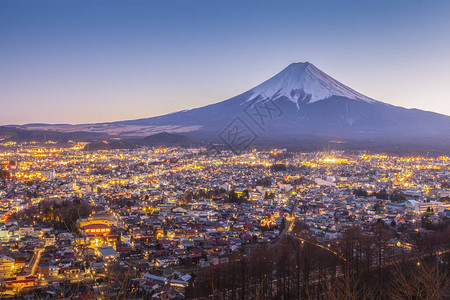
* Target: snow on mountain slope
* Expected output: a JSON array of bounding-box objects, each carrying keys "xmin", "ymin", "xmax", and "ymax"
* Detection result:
[{"xmin": 248, "ymin": 62, "xmax": 375, "ymax": 104}]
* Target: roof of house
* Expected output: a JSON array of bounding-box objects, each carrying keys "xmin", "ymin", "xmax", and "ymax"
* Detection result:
[{"xmin": 98, "ymin": 247, "xmax": 118, "ymax": 256}]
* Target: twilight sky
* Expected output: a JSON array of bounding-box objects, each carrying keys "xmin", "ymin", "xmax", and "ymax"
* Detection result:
[{"xmin": 1, "ymin": 0, "xmax": 450, "ymax": 125}]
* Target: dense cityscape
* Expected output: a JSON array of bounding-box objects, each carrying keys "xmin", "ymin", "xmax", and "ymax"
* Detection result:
[
  {"xmin": 3, "ymin": 0, "xmax": 450, "ymax": 299},
  {"xmin": 0, "ymin": 142, "xmax": 449, "ymax": 298}
]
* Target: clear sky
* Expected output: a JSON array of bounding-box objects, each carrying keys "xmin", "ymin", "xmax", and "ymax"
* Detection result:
[{"xmin": 1, "ymin": 0, "xmax": 450, "ymax": 125}]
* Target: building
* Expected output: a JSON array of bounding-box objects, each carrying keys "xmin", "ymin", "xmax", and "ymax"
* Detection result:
[
  {"xmin": 0, "ymin": 255, "xmax": 15, "ymax": 274},
  {"xmin": 38, "ymin": 264, "xmax": 59, "ymax": 277},
  {"xmin": 4, "ymin": 276, "xmax": 38, "ymax": 290},
  {"xmin": 97, "ymin": 246, "xmax": 119, "ymax": 260},
  {"xmin": 404, "ymin": 189, "xmax": 422, "ymax": 199},
  {"xmin": 78, "ymin": 213, "xmax": 118, "ymax": 235},
  {"xmin": 429, "ymin": 189, "xmax": 450, "ymax": 199},
  {"xmin": 78, "ymin": 214, "xmax": 118, "ymax": 228},
  {"xmin": 315, "ymin": 178, "xmax": 336, "ymax": 187},
  {"xmin": 82, "ymin": 224, "xmax": 111, "ymax": 236},
  {"xmin": 405, "ymin": 200, "xmax": 440, "ymax": 213},
  {"xmin": 0, "ymin": 228, "xmax": 9, "ymax": 242}
]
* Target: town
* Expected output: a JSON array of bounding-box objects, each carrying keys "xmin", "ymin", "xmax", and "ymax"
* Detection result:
[{"xmin": 0, "ymin": 141, "xmax": 449, "ymax": 299}]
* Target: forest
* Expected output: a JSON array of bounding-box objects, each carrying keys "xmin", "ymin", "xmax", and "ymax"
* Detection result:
[{"xmin": 185, "ymin": 220, "xmax": 450, "ymax": 299}]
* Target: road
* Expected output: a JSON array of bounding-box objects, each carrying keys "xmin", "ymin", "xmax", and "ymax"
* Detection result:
[
  {"xmin": 276, "ymin": 196, "xmax": 300, "ymax": 243},
  {"xmin": 241, "ymin": 195, "xmax": 300, "ymax": 253},
  {"xmin": 28, "ymin": 248, "xmax": 43, "ymax": 276}
]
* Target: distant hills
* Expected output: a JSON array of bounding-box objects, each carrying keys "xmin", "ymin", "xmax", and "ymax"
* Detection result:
[{"xmin": 0, "ymin": 126, "xmax": 104, "ymax": 142}]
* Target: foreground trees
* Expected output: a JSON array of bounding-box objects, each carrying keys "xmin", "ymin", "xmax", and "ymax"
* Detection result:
[{"xmin": 186, "ymin": 223, "xmax": 450, "ymax": 299}]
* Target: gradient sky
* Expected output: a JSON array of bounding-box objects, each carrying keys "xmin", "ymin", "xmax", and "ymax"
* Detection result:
[{"xmin": 1, "ymin": 0, "xmax": 450, "ymax": 125}]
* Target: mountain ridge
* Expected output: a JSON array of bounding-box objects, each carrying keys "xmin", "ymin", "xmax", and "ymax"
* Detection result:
[{"xmin": 6, "ymin": 62, "xmax": 450, "ymax": 153}]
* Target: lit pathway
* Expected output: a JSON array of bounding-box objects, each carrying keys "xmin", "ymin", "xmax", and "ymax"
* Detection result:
[{"xmin": 29, "ymin": 249, "xmax": 43, "ymax": 276}]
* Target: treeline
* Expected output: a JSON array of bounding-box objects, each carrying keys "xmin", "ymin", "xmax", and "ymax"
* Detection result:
[
  {"xmin": 180, "ymin": 188, "xmax": 250, "ymax": 204},
  {"xmin": 11, "ymin": 198, "xmax": 92, "ymax": 232},
  {"xmin": 0, "ymin": 167, "xmax": 10, "ymax": 187},
  {"xmin": 353, "ymin": 187, "xmax": 406, "ymax": 202},
  {"xmin": 185, "ymin": 222, "xmax": 450, "ymax": 299}
]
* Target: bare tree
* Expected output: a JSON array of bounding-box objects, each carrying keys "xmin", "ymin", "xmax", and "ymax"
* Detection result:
[{"xmin": 387, "ymin": 262, "xmax": 450, "ymax": 300}]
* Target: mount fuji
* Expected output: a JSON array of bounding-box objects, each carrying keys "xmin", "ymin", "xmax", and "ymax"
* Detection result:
[
  {"xmin": 248, "ymin": 62, "xmax": 375, "ymax": 105},
  {"xmin": 10, "ymin": 62, "xmax": 450, "ymax": 152}
]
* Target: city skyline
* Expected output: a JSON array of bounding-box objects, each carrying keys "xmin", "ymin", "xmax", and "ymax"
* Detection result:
[{"xmin": 2, "ymin": 0, "xmax": 450, "ymax": 125}]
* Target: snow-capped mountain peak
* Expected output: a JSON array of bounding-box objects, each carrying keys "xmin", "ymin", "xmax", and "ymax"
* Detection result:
[{"xmin": 248, "ymin": 62, "xmax": 374, "ymax": 104}]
